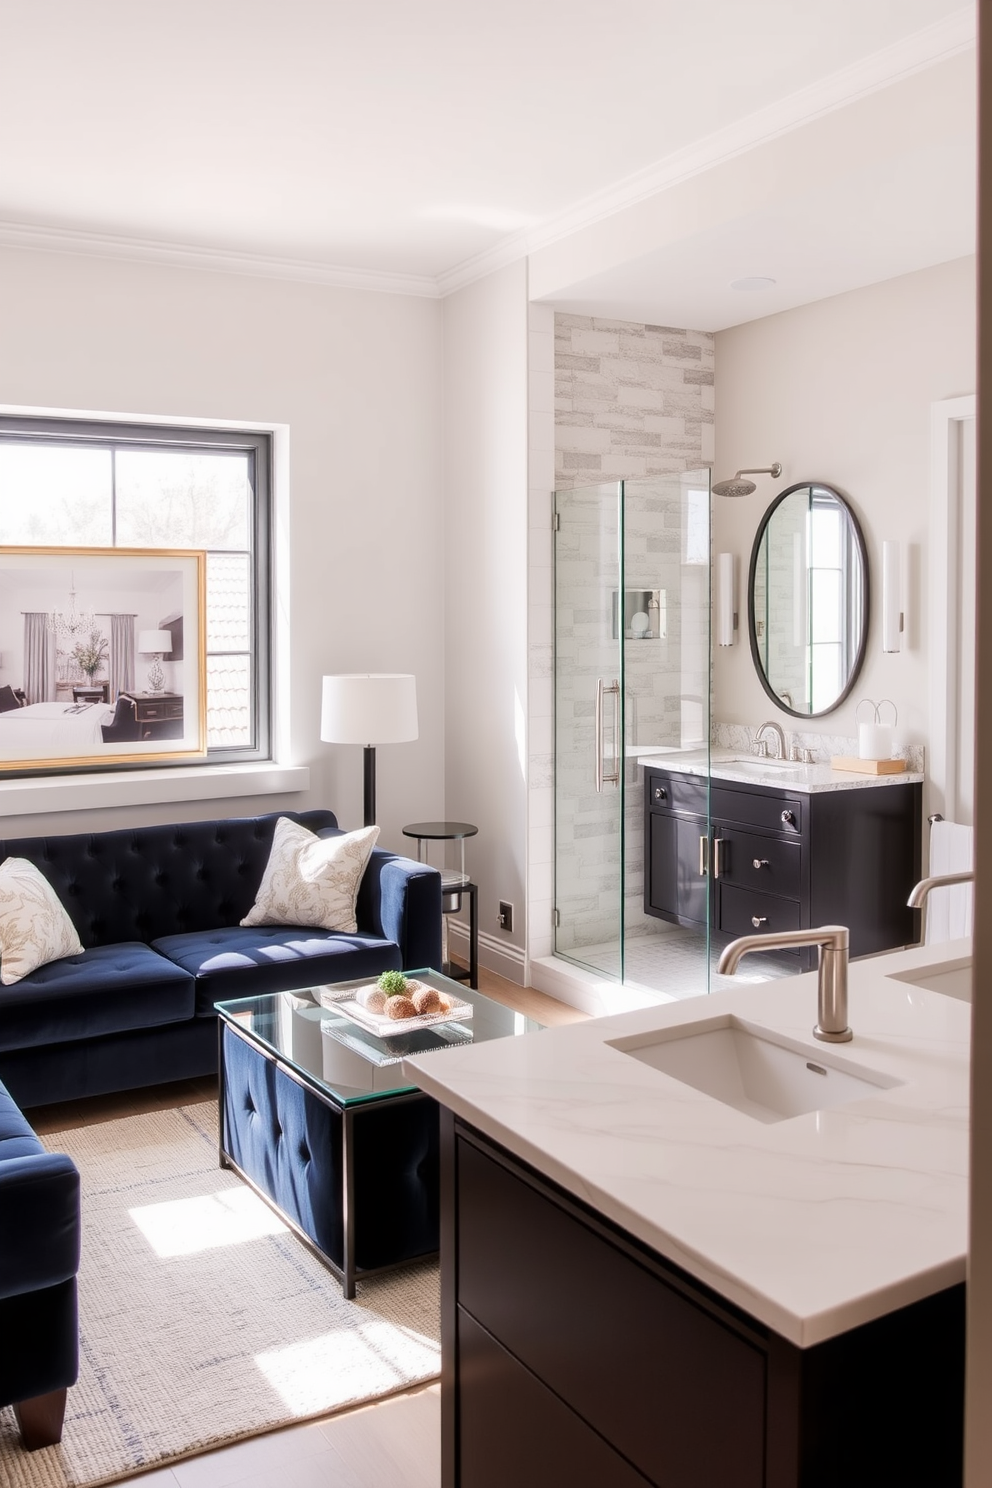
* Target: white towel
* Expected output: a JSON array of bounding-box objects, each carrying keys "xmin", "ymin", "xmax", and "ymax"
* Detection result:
[{"xmin": 926, "ymin": 820, "xmax": 973, "ymax": 944}]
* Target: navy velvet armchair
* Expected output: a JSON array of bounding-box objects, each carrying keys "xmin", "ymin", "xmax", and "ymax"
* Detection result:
[{"xmin": 0, "ymin": 1080, "xmax": 80, "ymax": 1449}]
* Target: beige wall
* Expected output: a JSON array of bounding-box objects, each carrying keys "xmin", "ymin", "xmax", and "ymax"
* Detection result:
[
  {"xmin": 713, "ymin": 255, "xmax": 976, "ymax": 758},
  {"xmin": 0, "ymin": 245, "xmax": 446, "ymax": 852},
  {"xmin": 442, "ymin": 260, "xmax": 530, "ymax": 977}
]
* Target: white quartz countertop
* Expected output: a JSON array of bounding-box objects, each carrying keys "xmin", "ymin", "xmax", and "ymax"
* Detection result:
[
  {"xmin": 634, "ymin": 746, "xmax": 924, "ymax": 793},
  {"xmin": 403, "ymin": 939, "xmax": 969, "ymax": 1348}
]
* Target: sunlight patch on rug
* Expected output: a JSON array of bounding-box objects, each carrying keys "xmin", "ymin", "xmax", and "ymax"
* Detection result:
[{"xmin": 129, "ymin": 1186, "xmax": 288, "ymax": 1257}]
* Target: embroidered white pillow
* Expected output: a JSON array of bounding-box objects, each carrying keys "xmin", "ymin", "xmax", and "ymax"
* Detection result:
[
  {"xmin": 0, "ymin": 857, "xmax": 84, "ymax": 986},
  {"xmin": 241, "ymin": 818, "xmax": 379, "ymax": 934}
]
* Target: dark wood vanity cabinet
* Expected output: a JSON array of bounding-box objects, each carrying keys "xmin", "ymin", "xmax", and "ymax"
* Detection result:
[
  {"xmin": 442, "ymin": 1115, "xmax": 964, "ymax": 1488},
  {"xmin": 645, "ymin": 770, "xmax": 922, "ymax": 969}
]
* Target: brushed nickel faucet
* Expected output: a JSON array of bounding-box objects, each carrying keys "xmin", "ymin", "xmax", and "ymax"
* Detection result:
[
  {"xmin": 753, "ymin": 721, "xmax": 787, "ymax": 760},
  {"xmin": 718, "ymin": 925, "xmax": 852, "ymax": 1042},
  {"xmin": 907, "ymin": 872, "xmax": 974, "ymax": 909}
]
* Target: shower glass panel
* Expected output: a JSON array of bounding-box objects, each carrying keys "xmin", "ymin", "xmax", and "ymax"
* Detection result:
[{"xmin": 554, "ymin": 472, "xmax": 713, "ymax": 996}]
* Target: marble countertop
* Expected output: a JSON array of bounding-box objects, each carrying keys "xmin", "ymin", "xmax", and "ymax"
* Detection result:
[
  {"xmin": 404, "ymin": 938, "xmax": 970, "ymax": 1348},
  {"xmin": 632, "ymin": 746, "xmax": 925, "ymax": 793}
]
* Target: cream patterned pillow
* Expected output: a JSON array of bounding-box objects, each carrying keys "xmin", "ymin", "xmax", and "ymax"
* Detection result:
[
  {"xmin": 0, "ymin": 857, "xmax": 84, "ymax": 986},
  {"xmin": 241, "ymin": 818, "xmax": 380, "ymax": 934}
]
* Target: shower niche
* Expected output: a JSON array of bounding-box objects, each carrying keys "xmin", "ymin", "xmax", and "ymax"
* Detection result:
[{"xmin": 611, "ymin": 589, "xmax": 666, "ymax": 640}]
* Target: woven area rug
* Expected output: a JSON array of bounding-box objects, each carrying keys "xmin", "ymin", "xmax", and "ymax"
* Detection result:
[{"xmin": 0, "ymin": 1101, "xmax": 440, "ymax": 1488}]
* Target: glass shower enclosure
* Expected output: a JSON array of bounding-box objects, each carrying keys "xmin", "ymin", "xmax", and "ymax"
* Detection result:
[{"xmin": 553, "ymin": 472, "xmax": 713, "ymax": 997}]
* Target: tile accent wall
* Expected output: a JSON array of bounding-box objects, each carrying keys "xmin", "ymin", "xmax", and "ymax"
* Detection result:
[
  {"xmin": 548, "ymin": 315, "xmax": 715, "ymax": 955},
  {"xmin": 554, "ymin": 316, "xmax": 715, "ymax": 488}
]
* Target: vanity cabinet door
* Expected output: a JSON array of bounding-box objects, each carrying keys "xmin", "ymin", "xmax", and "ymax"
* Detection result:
[
  {"xmin": 648, "ymin": 812, "xmax": 709, "ymax": 927},
  {"xmin": 458, "ymin": 1310, "xmax": 654, "ymax": 1488}
]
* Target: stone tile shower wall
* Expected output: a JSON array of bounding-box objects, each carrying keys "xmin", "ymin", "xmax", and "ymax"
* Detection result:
[{"xmin": 554, "ymin": 316, "xmax": 714, "ymax": 953}]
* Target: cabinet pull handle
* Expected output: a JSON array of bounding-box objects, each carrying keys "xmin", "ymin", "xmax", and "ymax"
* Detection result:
[
  {"xmin": 753, "ymin": 857, "xmax": 770, "ymax": 869},
  {"xmin": 781, "ymin": 810, "xmax": 796, "ymax": 826},
  {"xmin": 713, "ymin": 836, "xmax": 724, "ymax": 879},
  {"xmin": 654, "ymin": 785, "xmax": 666, "ymax": 801},
  {"xmin": 699, "ymin": 834, "xmax": 709, "ymax": 877},
  {"xmin": 751, "ymin": 916, "xmax": 768, "ymax": 928}
]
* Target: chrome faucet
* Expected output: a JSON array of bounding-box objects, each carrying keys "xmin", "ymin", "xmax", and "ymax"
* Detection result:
[
  {"xmin": 753, "ymin": 720, "xmax": 786, "ymax": 760},
  {"xmin": 717, "ymin": 925, "xmax": 852, "ymax": 1043},
  {"xmin": 907, "ymin": 871, "xmax": 974, "ymax": 910}
]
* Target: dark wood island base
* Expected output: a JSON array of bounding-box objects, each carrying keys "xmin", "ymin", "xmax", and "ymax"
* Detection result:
[{"xmin": 441, "ymin": 1112, "xmax": 964, "ymax": 1488}]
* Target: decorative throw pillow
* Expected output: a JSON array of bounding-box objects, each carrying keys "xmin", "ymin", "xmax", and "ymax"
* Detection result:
[
  {"xmin": 0, "ymin": 685, "xmax": 19, "ymax": 713},
  {"xmin": 0, "ymin": 857, "xmax": 84, "ymax": 986},
  {"xmin": 240, "ymin": 818, "xmax": 379, "ymax": 935}
]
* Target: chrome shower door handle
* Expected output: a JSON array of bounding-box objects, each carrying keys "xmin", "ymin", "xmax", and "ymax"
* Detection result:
[{"xmin": 595, "ymin": 678, "xmax": 621, "ymax": 791}]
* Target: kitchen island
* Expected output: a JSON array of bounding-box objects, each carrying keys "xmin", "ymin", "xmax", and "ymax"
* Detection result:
[{"xmin": 404, "ymin": 940, "xmax": 970, "ymax": 1487}]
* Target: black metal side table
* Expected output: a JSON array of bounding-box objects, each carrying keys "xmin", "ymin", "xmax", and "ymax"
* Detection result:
[{"xmin": 402, "ymin": 821, "xmax": 479, "ymax": 989}]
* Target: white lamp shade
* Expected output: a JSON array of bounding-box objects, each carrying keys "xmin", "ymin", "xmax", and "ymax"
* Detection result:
[
  {"xmin": 321, "ymin": 673, "xmax": 418, "ymax": 745},
  {"xmin": 137, "ymin": 630, "xmax": 172, "ymax": 654},
  {"xmin": 716, "ymin": 552, "xmax": 735, "ymax": 647}
]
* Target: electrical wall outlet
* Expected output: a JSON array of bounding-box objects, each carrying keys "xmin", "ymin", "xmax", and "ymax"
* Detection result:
[{"xmin": 498, "ymin": 901, "xmax": 513, "ymax": 933}]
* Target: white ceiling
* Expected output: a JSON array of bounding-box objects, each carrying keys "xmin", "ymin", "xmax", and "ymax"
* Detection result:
[{"xmin": 0, "ymin": 0, "xmax": 976, "ymax": 322}]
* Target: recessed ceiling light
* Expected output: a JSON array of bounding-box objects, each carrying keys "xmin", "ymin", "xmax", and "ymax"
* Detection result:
[{"xmin": 730, "ymin": 276, "xmax": 777, "ymax": 292}]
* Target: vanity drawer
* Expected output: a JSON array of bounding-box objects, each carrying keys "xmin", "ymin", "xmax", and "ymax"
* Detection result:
[
  {"xmin": 456, "ymin": 1135, "xmax": 765, "ymax": 1488},
  {"xmin": 719, "ymin": 884, "xmax": 801, "ymax": 938},
  {"xmin": 647, "ymin": 773, "xmax": 708, "ymax": 817},
  {"xmin": 711, "ymin": 786, "xmax": 802, "ymax": 835},
  {"xmin": 715, "ymin": 827, "xmax": 801, "ymax": 896}
]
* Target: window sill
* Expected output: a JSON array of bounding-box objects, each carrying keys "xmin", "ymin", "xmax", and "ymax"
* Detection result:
[{"xmin": 0, "ymin": 761, "xmax": 310, "ymax": 817}]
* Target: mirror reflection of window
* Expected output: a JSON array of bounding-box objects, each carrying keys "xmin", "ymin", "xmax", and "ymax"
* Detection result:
[{"xmin": 749, "ymin": 483, "xmax": 867, "ymax": 718}]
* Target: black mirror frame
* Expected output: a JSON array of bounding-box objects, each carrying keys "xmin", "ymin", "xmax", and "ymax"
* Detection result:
[{"xmin": 747, "ymin": 481, "xmax": 870, "ymax": 720}]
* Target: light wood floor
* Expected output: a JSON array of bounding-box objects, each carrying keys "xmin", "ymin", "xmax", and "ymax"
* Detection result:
[{"xmin": 27, "ymin": 964, "xmax": 584, "ymax": 1485}]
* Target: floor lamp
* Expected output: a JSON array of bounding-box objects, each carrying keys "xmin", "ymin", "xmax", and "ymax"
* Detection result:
[{"xmin": 320, "ymin": 673, "xmax": 419, "ymax": 827}]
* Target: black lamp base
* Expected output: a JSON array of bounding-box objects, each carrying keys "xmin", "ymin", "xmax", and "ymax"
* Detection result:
[{"xmin": 363, "ymin": 745, "xmax": 376, "ymax": 828}]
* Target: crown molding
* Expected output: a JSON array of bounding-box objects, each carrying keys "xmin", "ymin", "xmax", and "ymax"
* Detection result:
[
  {"xmin": 436, "ymin": 7, "xmax": 976, "ymax": 297},
  {"xmin": 0, "ymin": 9, "xmax": 973, "ymax": 303},
  {"xmin": 0, "ymin": 219, "xmax": 441, "ymax": 298}
]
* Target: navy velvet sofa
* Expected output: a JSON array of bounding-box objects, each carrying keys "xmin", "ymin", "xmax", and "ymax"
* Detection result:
[
  {"xmin": 0, "ymin": 1078, "xmax": 80, "ymax": 1449},
  {"xmin": 0, "ymin": 810, "xmax": 442, "ymax": 1109}
]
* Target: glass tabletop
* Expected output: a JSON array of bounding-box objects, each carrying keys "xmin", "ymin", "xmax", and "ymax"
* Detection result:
[{"xmin": 216, "ymin": 968, "xmax": 542, "ymax": 1108}]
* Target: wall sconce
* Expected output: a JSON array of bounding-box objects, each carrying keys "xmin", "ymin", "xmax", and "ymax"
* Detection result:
[
  {"xmin": 717, "ymin": 553, "xmax": 736, "ymax": 646},
  {"xmin": 882, "ymin": 540, "xmax": 903, "ymax": 652}
]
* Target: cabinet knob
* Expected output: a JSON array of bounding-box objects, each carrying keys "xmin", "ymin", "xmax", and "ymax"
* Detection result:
[
  {"xmin": 654, "ymin": 786, "xmax": 666, "ymax": 800},
  {"xmin": 781, "ymin": 810, "xmax": 796, "ymax": 826},
  {"xmin": 751, "ymin": 916, "xmax": 768, "ymax": 928},
  {"xmin": 753, "ymin": 858, "xmax": 770, "ymax": 869}
]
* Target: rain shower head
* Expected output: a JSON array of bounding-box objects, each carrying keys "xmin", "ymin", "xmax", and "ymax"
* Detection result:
[{"xmin": 712, "ymin": 462, "xmax": 782, "ymax": 498}]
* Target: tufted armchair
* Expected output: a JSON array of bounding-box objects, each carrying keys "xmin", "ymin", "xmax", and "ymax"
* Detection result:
[
  {"xmin": 0, "ymin": 1078, "xmax": 80, "ymax": 1448},
  {"xmin": 0, "ymin": 811, "xmax": 442, "ymax": 1108}
]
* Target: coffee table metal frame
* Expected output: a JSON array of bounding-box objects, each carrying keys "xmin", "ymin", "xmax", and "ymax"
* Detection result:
[{"xmin": 217, "ymin": 1014, "xmax": 434, "ymax": 1299}]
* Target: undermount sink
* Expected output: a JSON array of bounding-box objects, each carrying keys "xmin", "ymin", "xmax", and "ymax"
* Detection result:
[
  {"xmin": 721, "ymin": 756, "xmax": 806, "ymax": 774},
  {"xmin": 608, "ymin": 1015, "xmax": 901, "ymax": 1124},
  {"xmin": 886, "ymin": 957, "xmax": 972, "ymax": 1003}
]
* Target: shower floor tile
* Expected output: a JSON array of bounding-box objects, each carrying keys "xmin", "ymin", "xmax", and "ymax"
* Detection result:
[{"xmin": 570, "ymin": 929, "xmax": 797, "ymax": 1000}]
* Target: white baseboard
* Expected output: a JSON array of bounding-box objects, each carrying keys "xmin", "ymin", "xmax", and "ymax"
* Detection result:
[{"xmin": 447, "ymin": 919, "xmax": 527, "ymax": 986}]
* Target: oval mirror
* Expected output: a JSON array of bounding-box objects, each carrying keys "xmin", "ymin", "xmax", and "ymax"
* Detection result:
[{"xmin": 748, "ymin": 482, "xmax": 869, "ymax": 717}]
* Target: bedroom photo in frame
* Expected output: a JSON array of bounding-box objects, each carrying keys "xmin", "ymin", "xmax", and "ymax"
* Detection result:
[{"xmin": 0, "ymin": 547, "xmax": 207, "ymax": 771}]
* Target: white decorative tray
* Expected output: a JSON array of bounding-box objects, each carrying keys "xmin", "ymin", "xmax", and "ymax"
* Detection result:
[{"xmin": 319, "ymin": 979, "xmax": 474, "ymax": 1037}]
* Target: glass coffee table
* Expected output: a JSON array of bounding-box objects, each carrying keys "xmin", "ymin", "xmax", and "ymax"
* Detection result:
[{"xmin": 216, "ymin": 969, "xmax": 542, "ymax": 1297}]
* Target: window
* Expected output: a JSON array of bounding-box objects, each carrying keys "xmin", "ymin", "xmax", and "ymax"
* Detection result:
[{"xmin": 0, "ymin": 416, "xmax": 271, "ymax": 765}]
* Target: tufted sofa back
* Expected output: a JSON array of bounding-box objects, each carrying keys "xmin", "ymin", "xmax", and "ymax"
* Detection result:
[{"xmin": 0, "ymin": 811, "xmax": 338, "ymax": 948}]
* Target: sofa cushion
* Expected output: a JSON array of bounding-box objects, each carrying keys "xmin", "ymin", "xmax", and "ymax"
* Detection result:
[
  {"xmin": 0, "ymin": 943, "xmax": 195, "ymax": 1053},
  {"xmin": 152, "ymin": 926, "xmax": 403, "ymax": 1013},
  {"xmin": 0, "ymin": 1079, "xmax": 44, "ymax": 1162}
]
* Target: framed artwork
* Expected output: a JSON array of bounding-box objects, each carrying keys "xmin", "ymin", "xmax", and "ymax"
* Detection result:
[{"xmin": 0, "ymin": 546, "xmax": 207, "ymax": 771}]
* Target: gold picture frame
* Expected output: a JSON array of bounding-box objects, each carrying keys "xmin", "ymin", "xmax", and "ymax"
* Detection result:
[{"xmin": 0, "ymin": 546, "xmax": 207, "ymax": 772}]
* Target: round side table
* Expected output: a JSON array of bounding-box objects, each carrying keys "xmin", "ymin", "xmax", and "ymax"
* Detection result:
[{"xmin": 402, "ymin": 821, "xmax": 478, "ymax": 989}]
